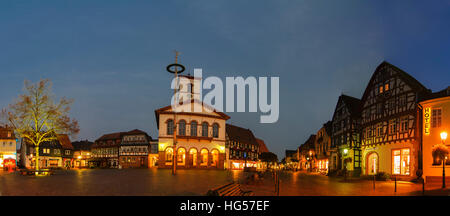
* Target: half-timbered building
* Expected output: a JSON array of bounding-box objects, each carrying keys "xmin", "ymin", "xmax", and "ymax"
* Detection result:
[
  {"xmin": 119, "ymin": 129, "xmax": 152, "ymax": 168},
  {"xmin": 314, "ymin": 121, "xmax": 332, "ymax": 174},
  {"xmin": 360, "ymin": 61, "xmax": 431, "ymax": 179},
  {"xmin": 91, "ymin": 132, "xmax": 124, "ymax": 168},
  {"xmin": 331, "ymin": 94, "xmax": 362, "ymax": 176},
  {"xmin": 226, "ymin": 124, "xmax": 260, "ymax": 170}
]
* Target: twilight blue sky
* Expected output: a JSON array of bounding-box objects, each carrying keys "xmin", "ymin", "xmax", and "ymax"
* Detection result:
[{"xmin": 1, "ymin": 1, "xmax": 449, "ymax": 158}]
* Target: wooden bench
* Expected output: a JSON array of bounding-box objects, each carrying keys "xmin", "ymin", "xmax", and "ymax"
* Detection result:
[{"xmin": 207, "ymin": 183, "xmax": 254, "ymax": 196}]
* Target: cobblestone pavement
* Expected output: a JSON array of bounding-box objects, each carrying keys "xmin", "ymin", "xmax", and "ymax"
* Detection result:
[
  {"xmin": 0, "ymin": 169, "xmax": 448, "ymax": 196},
  {"xmin": 243, "ymin": 171, "xmax": 449, "ymax": 196},
  {"xmin": 0, "ymin": 169, "xmax": 245, "ymax": 196}
]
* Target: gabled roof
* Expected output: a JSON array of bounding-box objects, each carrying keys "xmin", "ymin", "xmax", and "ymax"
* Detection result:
[
  {"xmin": 95, "ymin": 132, "xmax": 126, "ymax": 142},
  {"xmin": 123, "ymin": 129, "xmax": 153, "ymax": 141},
  {"xmin": 57, "ymin": 134, "xmax": 73, "ymax": 150},
  {"xmin": 331, "ymin": 94, "xmax": 361, "ymax": 121},
  {"xmin": 285, "ymin": 150, "xmax": 297, "ymax": 158},
  {"xmin": 361, "ymin": 61, "xmax": 430, "ymax": 102},
  {"xmin": 323, "ymin": 121, "xmax": 332, "ymax": 136},
  {"xmin": 341, "ymin": 94, "xmax": 361, "ymax": 117},
  {"xmin": 72, "ymin": 140, "xmax": 93, "ymax": 151},
  {"xmin": 299, "ymin": 134, "xmax": 316, "ymax": 151},
  {"xmin": 421, "ymin": 86, "xmax": 450, "ymax": 101},
  {"xmin": 256, "ymin": 138, "xmax": 269, "ymax": 153},
  {"xmin": 226, "ymin": 124, "xmax": 259, "ymax": 146},
  {"xmin": 0, "ymin": 126, "xmax": 16, "ymax": 140},
  {"xmin": 154, "ymin": 99, "xmax": 230, "ymax": 128}
]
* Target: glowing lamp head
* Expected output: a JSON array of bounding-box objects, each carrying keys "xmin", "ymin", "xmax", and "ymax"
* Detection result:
[
  {"xmin": 77, "ymin": 156, "xmax": 82, "ymax": 160},
  {"xmin": 441, "ymin": 131, "xmax": 448, "ymax": 142},
  {"xmin": 343, "ymin": 149, "xmax": 349, "ymax": 155}
]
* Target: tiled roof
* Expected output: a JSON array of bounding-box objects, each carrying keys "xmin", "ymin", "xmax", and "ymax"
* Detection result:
[
  {"xmin": 340, "ymin": 94, "xmax": 361, "ymax": 117},
  {"xmin": 362, "ymin": 61, "xmax": 430, "ymax": 102},
  {"xmin": 226, "ymin": 124, "xmax": 259, "ymax": 146},
  {"xmin": 256, "ymin": 138, "xmax": 269, "ymax": 153},
  {"xmin": 57, "ymin": 134, "xmax": 73, "ymax": 150},
  {"xmin": 421, "ymin": 86, "xmax": 450, "ymax": 101},
  {"xmin": 95, "ymin": 132, "xmax": 125, "ymax": 142},
  {"xmin": 285, "ymin": 150, "xmax": 297, "ymax": 158},
  {"xmin": 72, "ymin": 140, "xmax": 93, "ymax": 151},
  {"xmin": 0, "ymin": 126, "xmax": 16, "ymax": 140}
]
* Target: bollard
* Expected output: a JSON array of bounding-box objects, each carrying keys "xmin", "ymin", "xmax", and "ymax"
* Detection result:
[
  {"xmin": 277, "ymin": 176, "xmax": 280, "ymax": 196},
  {"xmin": 394, "ymin": 176, "xmax": 397, "ymax": 193},
  {"xmin": 422, "ymin": 179, "xmax": 425, "ymax": 196},
  {"xmin": 373, "ymin": 175, "xmax": 376, "ymax": 190},
  {"xmin": 274, "ymin": 172, "xmax": 278, "ymax": 195}
]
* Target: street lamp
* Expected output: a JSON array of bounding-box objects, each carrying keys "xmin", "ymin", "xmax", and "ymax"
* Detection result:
[
  {"xmin": 166, "ymin": 51, "xmax": 185, "ymax": 175},
  {"xmin": 440, "ymin": 131, "xmax": 448, "ymax": 188},
  {"xmin": 343, "ymin": 148, "xmax": 349, "ymax": 155},
  {"xmin": 441, "ymin": 132, "xmax": 448, "ymax": 143}
]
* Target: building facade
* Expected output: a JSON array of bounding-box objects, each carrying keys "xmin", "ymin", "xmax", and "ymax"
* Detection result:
[
  {"xmin": 119, "ymin": 129, "xmax": 151, "ymax": 168},
  {"xmin": 58, "ymin": 134, "xmax": 74, "ymax": 168},
  {"xmin": 148, "ymin": 139, "xmax": 159, "ymax": 167},
  {"xmin": 331, "ymin": 95, "xmax": 362, "ymax": 176},
  {"xmin": 314, "ymin": 121, "xmax": 332, "ymax": 174},
  {"xmin": 0, "ymin": 126, "xmax": 17, "ymax": 170},
  {"xmin": 72, "ymin": 140, "xmax": 93, "ymax": 168},
  {"xmin": 21, "ymin": 136, "xmax": 64, "ymax": 169},
  {"xmin": 419, "ymin": 87, "xmax": 450, "ymax": 183},
  {"xmin": 360, "ymin": 61, "xmax": 430, "ymax": 180},
  {"xmin": 91, "ymin": 132, "xmax": 124, "ymax": 168},
  {"xmin": 156, "ymin": 100, "xmax": 229, "ymax": 170},
  {"xmin": 298, "ymin": 135, "xmax": 316, "ymax": 171},
  {"xmin": 226, "ymin": 124, "xmax": 260, "ymax": 170}
]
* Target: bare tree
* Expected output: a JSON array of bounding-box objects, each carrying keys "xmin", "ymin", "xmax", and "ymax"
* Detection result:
[{"xmin": 1, "ymin": 79, "xmax": 79, "ymax": 172}]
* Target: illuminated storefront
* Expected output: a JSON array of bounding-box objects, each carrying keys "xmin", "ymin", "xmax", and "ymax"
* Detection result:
[
  {"xmin": 231, "ymin": 161, "xmax": 258, "ymax": 170},
  {"xmin": 0, "ymin": 126, "xmax": 17, "ymax": 170},
  {"xmin": 419, "ymin": 90, "xmax": 450, "ymax": 183},
  {"xmin": 392, "ymin": 148, "xmax": 410, "ymax": 176}
]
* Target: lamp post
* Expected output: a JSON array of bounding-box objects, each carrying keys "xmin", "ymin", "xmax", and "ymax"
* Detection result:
[
  {"xmin": 166, "ymin": 51, "xmax": 185, "ymax": 175},
  {"xmin": 440, "ymin": 131, "xmax": 447, "ymax": 188}
]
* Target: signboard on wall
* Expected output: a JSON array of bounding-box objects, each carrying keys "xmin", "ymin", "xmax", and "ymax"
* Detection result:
[{"xmin": 424, "ymin": 107, "xmax": 431, "ymax": 135}]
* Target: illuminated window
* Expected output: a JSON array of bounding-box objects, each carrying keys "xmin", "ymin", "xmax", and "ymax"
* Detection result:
[
  {"xmin": 211, "ymin": 149, "xmax": 219, "ymax": 167},
  {"xmin": 384, "ymin": 83, "xmax": 389, "ymax": 91},
  {"xmin": 212, "ymin": 123, "xmax": 219, "ymax": 138},
  {"xmin": 401, "ymin": 118, "xmax": 408, "ymax": 131},
  {"xmin": 200, "ymin": 149, "xmax": 208, "ymax": 166},
  {"xmin": 177, "ymin": 148, "xmax": 186, "ymax": 166},
  {"xmin": 431, "ymin": 109, "xmax": 442, "ymax": 128},
  {"xmin": 379, "ymin": 86, "xmax": 384, "ymax": 94},
  {"xmin": 165, "ymin": 148, "xmax": 173, "ymax": 162},
  {"xmin": 202, "ymin": 122, "xmax": 208, "ymax": 137},
  {"xmin": 367, "ymin": 152, "xmax": 378, "ymax": 175},
  {"xmin": 392, "ymin": 148, "xmax": 410, "ymax": 175},
  {"xmin": 190, "ymin": 121, "xmax": 197, "ymax": 136},
  {"xmin": 190, "ymin": 148, "xmax": 197, "ymax": 166},
  {"xmin": 167, "ymin": 120, "xmax": 174, "ymax": 135},
  {"xmin": 179, "ymin": 120, "xmax": 186, "ymax": 136}
]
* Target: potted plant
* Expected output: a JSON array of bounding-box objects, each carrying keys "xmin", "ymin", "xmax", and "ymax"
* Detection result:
[{"xmin": 432, "ymin": 144, "xmax": 449, "ymax": 188}]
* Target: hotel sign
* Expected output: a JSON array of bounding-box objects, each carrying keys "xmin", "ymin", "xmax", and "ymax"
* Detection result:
[{"xmin": 424, "ymin": 107, "xmax": 431, "ymax": 135}]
